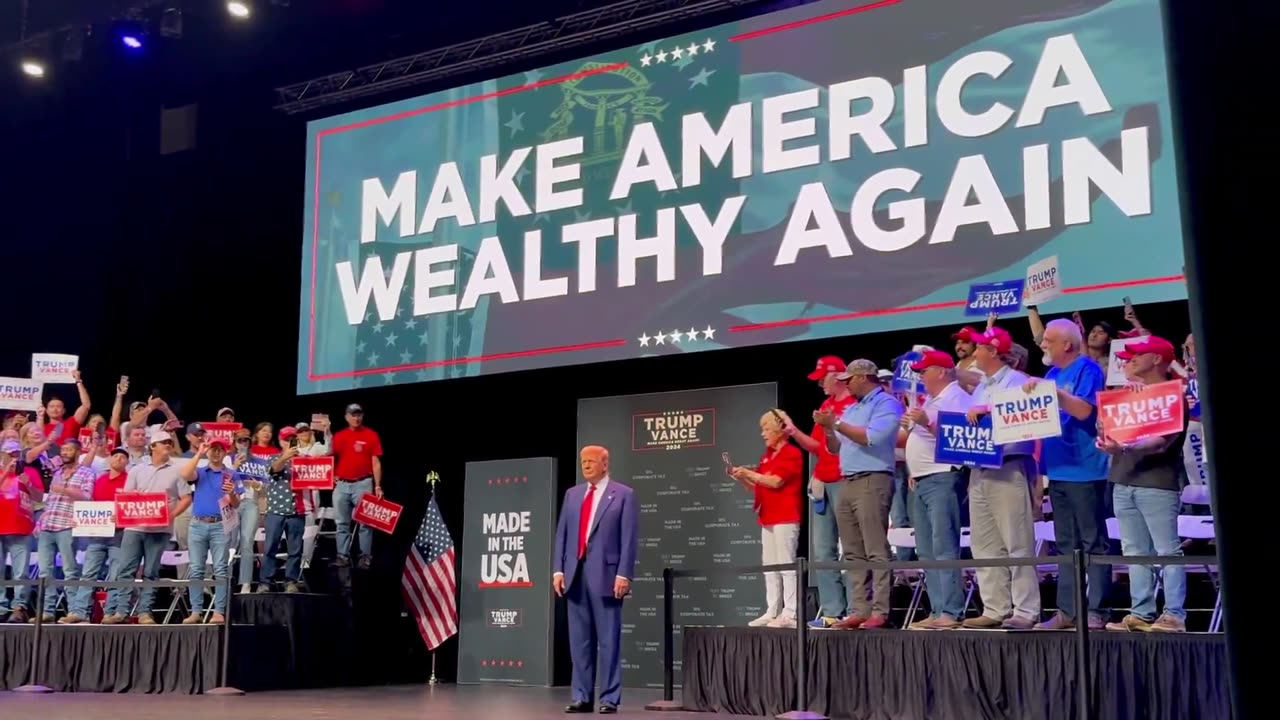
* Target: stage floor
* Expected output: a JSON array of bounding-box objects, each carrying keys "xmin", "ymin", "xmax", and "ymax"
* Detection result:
[{"xmin": 0, "ymin": 685, "xmax": 737, "ymax": 719}]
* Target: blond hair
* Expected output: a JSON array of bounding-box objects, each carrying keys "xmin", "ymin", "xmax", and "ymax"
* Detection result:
[{"xmin": 760, "ymin": 409, "xmax": 792, "ymax": 434}]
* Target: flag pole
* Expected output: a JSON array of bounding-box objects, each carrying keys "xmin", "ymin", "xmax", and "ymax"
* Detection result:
[{"xmin": 427, "ymin": 469, "xmax": 440, "ymax": 687}]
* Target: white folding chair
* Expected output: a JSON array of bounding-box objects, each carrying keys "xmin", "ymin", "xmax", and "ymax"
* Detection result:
[
  {"xmin": 161, "ymin": 550, "xmax": 191, "ymax": 622},
  {"xmin": 1180, "ymin": 485, "xmax": 1211, "ymax": 507},
  {"xmin": 300, "ymin": 524, "xmax": 321, "ymax": 570},
  {"xmin": 1177, "ymin": 515, "xmax": 1221, "ymax": 632},
  {"xmin": 887, "ymin": 527, "xmax": 925, "ymax": 622}
]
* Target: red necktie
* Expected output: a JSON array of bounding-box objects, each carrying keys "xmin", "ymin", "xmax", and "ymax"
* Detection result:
[{"xmin": 577, "ymin": 484, "xmax": 596, "ymax": 559}]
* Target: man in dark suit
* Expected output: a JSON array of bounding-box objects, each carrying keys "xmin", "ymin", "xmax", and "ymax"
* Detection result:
[{"xmin": 553, "ymin": 445, "xmax": 639, "ymax": 714}]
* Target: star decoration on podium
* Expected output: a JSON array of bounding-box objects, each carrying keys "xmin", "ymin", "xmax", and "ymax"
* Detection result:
[
  {"xmin": 638, "ymin": 325, "xmax": 717, "ymax": 347},
  {"xmin": 639, "ymin": 38, "xmax": 717, "ymax": 67},
  {"xmin": 481, "ymin": 659, "xmax": 525, "ymax": 667}
]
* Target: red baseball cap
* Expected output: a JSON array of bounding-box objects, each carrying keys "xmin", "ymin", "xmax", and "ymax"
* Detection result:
[
  {"xmin": 910, "ymin": 350, "xmax": 956, "ymax": 372},
  {"xmin": 807, "ymin": 355, "xmax": 847, "ymax": 380},
  {"xmin": 951, "ymin": 326, "xmax": 979, "ymax": 341},
  {"xmin": 972, "ymin": 327, "xmax": 1013, "ymax": 354},
  {"xmin": 279, "ymin": 426, "xmax": 298, "ymax": 440},
  {"xmin": 1116, "ymin": 336, "xmax": 1176, "ymax": 363},
  {"xmin": 206, "ymin": 438, "xmax": 230, "ymax": 451}
]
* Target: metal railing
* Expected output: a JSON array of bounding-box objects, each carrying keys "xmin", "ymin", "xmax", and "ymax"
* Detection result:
[
  {"xmin": 0, "ymin": 575, "xmax": 244, "ymax": 695},
  {"xmin": 646, "ymin": 552, "xmax": 1219, "ymax": 720}
]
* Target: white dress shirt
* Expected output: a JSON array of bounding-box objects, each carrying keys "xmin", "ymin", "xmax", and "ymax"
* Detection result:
[{"xmin": 905, "ymin": 381, "xmax": 974, "ymax": 478}]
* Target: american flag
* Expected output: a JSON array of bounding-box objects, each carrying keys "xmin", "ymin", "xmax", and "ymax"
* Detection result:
[{"xmin": 401, "ymin": 495, "xmax": 458, "ymax": 649}]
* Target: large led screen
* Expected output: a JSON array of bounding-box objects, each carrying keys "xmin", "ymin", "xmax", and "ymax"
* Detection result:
[{"xmin": 298, "ymin": 0, "xmax": 1186, "ymax": 394}]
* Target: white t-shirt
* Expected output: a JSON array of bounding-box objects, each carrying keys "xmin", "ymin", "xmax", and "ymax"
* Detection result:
[{"xmin": 905, "ymin": 381, "xmax": 974, "ymax": 478}]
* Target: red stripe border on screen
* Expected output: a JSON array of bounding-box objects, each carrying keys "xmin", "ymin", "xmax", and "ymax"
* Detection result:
[
  {"xmin": 728, "ymin": 0, "xmax": 903, "ymax": 42},
  {"xmin": 306, "ymin": 62, "xmax": 630, "ymax": 382},
  {"xmin": 727, "ymin": 275, "xmax": 1186, "ymax": 333}
]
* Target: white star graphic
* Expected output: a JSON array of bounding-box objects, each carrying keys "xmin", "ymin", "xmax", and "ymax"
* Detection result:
[
  {"xmin": 415, "ymin": 370, "xmax": 431, "ymax": 382},
  {"xmin": 367, "ymin": 351, "xmax": 380, "ymax": 366},
  {"xmin": 400, "ymin": 350, "xmax": 413, "ymax": 363},
  {"xmin": 638, "ymin": 332, "xmax": 651, "ymax": 347},
  {"xmin": 355, "ymin": 341, "xmax": 366, "ymax": 353},
  {"xmin": 385, "ymin": 331, "xmax": 399, "ymax": 346},
  {"xmin": 640, "ymin": 54, "xmax": 652, "ymax": 67},
  {"xmin": 383, "ymin": 372, "xmax": 397, "ymax": 385},
  {"xmin": 670, "ymin": 46, "xmax": 684, "ymax": 60},
  {"xmin": 523, "ymin": 69, "xmax": 544, "ymax": 86},
  {"xmin": 686, "ymin": 43, "xmax": 699, "ymax": 56},
  {"xmin": 654, "ymin": 49, "xmax": 668, "ymax": 63},
  {"xmin": 688, "ymin": 327, "xmax": 699, "ymax": 340},
  {"xmin": 702, "ymin": 325, "xmax": 716, "ymax": 340},
  {"xmin": 702, "ymin": 38, "xmax": 717, "ymax": 53},
  {"xmin": 404, "ymin": 318, "xmax": 418, "ymax": 330},
  {"xmin": 669, "ymin": 330, "xmax": 683, "ymax": 344},
  {"xmin": 673, "ymin": 54, "xmax": 694, "ymax": 71},
  {"xmin": 418, "ymin": 329, "xmax": 431, "ymax": 347},
  {"xmin": 690, "ymin": 67, "xmax": 716, "ymax": 88},
  {"xmin": 504, "ymin": 110, "xmax": 525, "ymax": 138},
  {"xmin": 654, "ymin": 332, "xmax": 667, "ymax": 345},
  {"xmin": 372, "ymin": 321, "xmax": 384, "ymax": 334},
  {"xmin": 638, "ymin": 40, "xmax": 661, "ymax": 55}
]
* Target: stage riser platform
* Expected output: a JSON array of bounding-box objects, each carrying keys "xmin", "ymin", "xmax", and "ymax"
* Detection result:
[{"xmin": 682, "ymin": 626, "xmax": 1230, "ymax": 720}]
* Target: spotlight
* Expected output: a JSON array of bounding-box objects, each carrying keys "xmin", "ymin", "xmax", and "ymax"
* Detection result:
[
  {"xmin": 21, "ymin": 60, "xmax": 46, "ymax": 78},
  {"xmin": 227, "ymin": 2, "xmax": 251, "ymax": 19},
  {"xmin": 122, "ymin": 34, "xmax": 143, "ymax": 49}
]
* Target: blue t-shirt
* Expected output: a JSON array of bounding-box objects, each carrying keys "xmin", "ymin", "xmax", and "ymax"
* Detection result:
[
  {"xmin": 1041, "ymin": 355, "xmax": 1109, "ymax": 482},
  {"xmin": 190, "ymin": 465, "xmax": 243, "ymax": 517}
]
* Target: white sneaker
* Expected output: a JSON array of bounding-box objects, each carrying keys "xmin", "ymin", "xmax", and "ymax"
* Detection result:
[
  {"xmin": 240, "ymin": 584, "xmax": 251, "ymax": 594},
  {"xmin": 768, "ymin": 614, "xmax": 797, "ymax": 628},
  {"xmin": 748, "ymin": 612, "xmax": 777, "ymax": 627}
]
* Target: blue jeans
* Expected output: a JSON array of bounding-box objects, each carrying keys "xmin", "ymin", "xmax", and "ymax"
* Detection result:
[
  {"xmin": 37, "ymin": 528, "xmax": 79, "ymax": 614},
  {"xmin": 261, "ymin": 514, "xmax": 305, "ymax": 584},
  {"xmin": 235, "ymin": 500, "xmax": 260, "ymax": 585},
  {"xmin": 890, "ymin": 463, "xmax": 917, "ymax": 561},
  {"xmin": 1113, "ymin": 484, "xmax": 1185, "ymax": 621},
  {"xmin": 1, "ymin": 534, "xmax": 32, "ymax": 613},
  {"xmin": 334, "ymin": 478, "xmax": 373, "ymax": 559},
  {"xmin": 188, "ymin": 520, "xmax": 231, "ymax": 614},
  {"xmin": 1049, "ymin": 480, "xmax": 1112, "ymax": 621},
  {"xmin": 76, "ymin": 532, "xmax": 124, "ymax": 617},
  {"xmin": 911, "ymin": 470, "xmax": 967, "ymax": 619},
  {"xmin": 114, "ymin": 531, "xmax": 169, "ymax": 615},
  {"xmin": 810, "ymin": 482, "xmax": 851, "ymax": 618}
]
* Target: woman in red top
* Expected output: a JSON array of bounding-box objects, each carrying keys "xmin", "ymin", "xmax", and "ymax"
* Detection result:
[{"xmin": 728, "ymin": 409, "xmax": 803, "ymax": 628}]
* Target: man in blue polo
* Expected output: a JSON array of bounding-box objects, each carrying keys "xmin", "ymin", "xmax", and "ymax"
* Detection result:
[
  {"xmin": 815, "ymin": 358, "xmax": 904, "ymax": 630},
  {"xmin": 1025, "ymin": 318, "xmax": 1111, "ymax": 631},
  {"xmin": 178, "ymin": 438, "xmax": 241, "ymax": 624}
]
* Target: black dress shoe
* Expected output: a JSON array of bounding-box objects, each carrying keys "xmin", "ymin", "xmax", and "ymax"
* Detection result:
[
  {"xmin": 564, "ymin": 702, "xmax": 592, "ymax": 713},
  {"xmin": 598, "ymin": 706, "xmax": 617, "ymax": 714}
]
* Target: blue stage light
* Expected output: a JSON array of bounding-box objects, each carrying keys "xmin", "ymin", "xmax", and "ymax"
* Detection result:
[{"xmin": 122, "ymin": 35, "xmax": 143, "ymax": 49}]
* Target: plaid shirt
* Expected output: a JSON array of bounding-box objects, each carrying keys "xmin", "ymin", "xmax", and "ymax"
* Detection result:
[{"xmin": 37, "ymin": 463, "xmax": 97, "ymax": 532}]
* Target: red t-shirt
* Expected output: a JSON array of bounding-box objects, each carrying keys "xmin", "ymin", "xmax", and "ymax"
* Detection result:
[
  {"xmin": 811, "ymin": 394, "xmax": 856, "ymax": 482},
  {"xmin": 93, "ymin": 471, "xmax": 128, "ymax": 502},
  {"xmin": 332, "ymin": 426, "xmax": 383, "ymax": 480},
  {"xmin": 754, "ymin": 443, "xmax": 804, "ymax": 527},
  {"xmin": 0, "ymin": 468, "xmax": 44, "ymax": 536},
  {"xmin": 45, "ymin": 417, "xmax": 81, "ymax": 446}
]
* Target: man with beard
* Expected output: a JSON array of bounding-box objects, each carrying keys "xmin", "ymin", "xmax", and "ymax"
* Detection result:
[
  {"xmin": 783, "ymin": 356, "xmax": 855, "ymax": 629},
  {"xmin": 952, "ymin": 326, "xmax": 980, "ymax": 373},
  {"xmin": 1025, "ymin": 319, "xmax": 1111, "ymax": 631},
  {"xmin": 34, "ymin": 438, "xmax": 96, "ymax": 623}
]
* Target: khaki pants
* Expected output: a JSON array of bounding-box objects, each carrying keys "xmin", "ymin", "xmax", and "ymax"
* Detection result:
[
  {"xmin": 969, "ymin": 457, "xmax": 1040, "ymax": 621},
  {"xmin": 833, "ymin": 472, "xmax": 893, "ymax": 618}
]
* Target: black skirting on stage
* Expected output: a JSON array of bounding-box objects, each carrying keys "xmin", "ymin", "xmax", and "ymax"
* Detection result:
[
  {"xmin": 681, "ymin": 626, "xmax": 1231, "ymax": 720},
  {"xmin": 0, "ymin": 593, "xmax": 354, "ymax": 694}
]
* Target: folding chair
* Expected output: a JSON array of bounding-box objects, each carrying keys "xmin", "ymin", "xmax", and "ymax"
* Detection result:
[
  {"xmin": 161, "ymin": 550, "xmax": 192, "ymax": 623},
  {"xmin": 1177, "ymin": 515, "xmax": 1220, "ymax": 632},
  {"xmin": 887, "ymin": 527, "xmax": 924, "ymax": 622}
]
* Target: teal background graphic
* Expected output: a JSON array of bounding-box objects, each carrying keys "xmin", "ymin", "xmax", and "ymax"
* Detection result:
[{"xmin": 298, "ymin": 0, "xmax": 1186, "ymax": 395}]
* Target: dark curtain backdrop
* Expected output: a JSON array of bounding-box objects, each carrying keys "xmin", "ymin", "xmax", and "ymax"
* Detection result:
[{"xmin": 682, "ymin": 627, "xmax": 1231, "ymax": 720}]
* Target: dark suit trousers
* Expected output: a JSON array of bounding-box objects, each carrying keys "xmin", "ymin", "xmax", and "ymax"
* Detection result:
[{"xmin": 567, "ymin": 561, "xmax": 623, "ymax": 707}]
